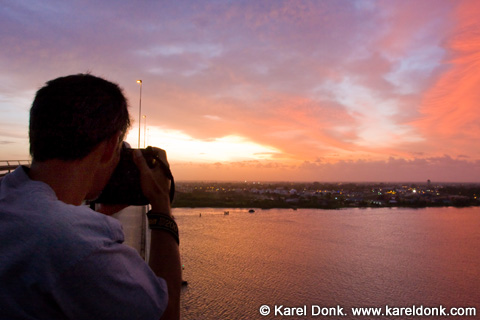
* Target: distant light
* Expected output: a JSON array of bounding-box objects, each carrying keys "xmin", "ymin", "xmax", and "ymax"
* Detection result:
[{"xmin": 136, "ymin": 79, "xmax": 142, "ymax": 84}]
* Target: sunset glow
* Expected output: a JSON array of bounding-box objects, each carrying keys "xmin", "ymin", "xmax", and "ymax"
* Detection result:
[
  {"xmin": 2, "ymin": 1, "xmax": 480, "ymax": 181},
  {"xmin": 126, "ymin": 128, "xmax": 282, "ymax": 163}
]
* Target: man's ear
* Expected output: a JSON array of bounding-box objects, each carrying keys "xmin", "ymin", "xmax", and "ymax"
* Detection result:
[{"xmin": 100, "ymin": 131, "xmax": 122, "ymax": 163}]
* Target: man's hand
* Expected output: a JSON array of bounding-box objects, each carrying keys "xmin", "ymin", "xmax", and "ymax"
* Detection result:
[{"xmin": 132, "ymin": 148, "xmax": 171, "ymax": 215}]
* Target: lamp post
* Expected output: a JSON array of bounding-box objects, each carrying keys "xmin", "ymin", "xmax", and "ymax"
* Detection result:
[
  {"xmin": 142, "ymin": 115, "xmax": 147, "ymax": 148},
  {"xmin": 136, "ymin": 80, "xmax": 142, "ymax": 148},
  {"xmin": 147, "ymin": 128, "xmax": 150, "ymax": 148},
  {"xmin": 136, "ymin": 81, "xmax": 147, "ymax": 259}
]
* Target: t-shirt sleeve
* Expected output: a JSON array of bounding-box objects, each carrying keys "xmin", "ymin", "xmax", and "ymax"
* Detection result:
[{"xmin": 50, "ymin": 242, "xmax": 168, "ymax": 320}]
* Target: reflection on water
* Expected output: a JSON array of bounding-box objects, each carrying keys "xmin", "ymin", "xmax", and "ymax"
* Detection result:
[{"xmin": 175, "ymin": 207, "xmax": 480, "ymax": 319}]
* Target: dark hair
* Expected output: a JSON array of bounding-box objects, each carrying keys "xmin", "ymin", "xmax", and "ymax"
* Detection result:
[{"xmin": 29, "ymin": 74, "xmax": 131, "ymax": 161}]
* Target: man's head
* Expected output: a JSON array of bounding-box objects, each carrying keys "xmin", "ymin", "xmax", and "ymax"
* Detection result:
[{"xmin": 29, "ymin": 74, "xmax": 131, "ymax": 162}]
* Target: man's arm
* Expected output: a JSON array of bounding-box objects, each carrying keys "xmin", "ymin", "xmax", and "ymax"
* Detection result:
[
  {"xmin": 133, "ymin": 149, "xmax": 181, "ymax": 320},
  {"xmin": 149, "ymin": 229, "xmax": 181, "ymax": 320}
]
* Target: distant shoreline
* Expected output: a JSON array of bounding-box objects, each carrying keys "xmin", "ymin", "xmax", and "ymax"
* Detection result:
[
  {"xmin": 172, "ymin": 202, "xmax": 480, "ymax": 210},
  {"xmin": 173, "ymin": 206, "xmax": 480, "ymax": 210},
  {"xmin": 172, "ymin": 181, "xmax": 480, "ymax": 209}
]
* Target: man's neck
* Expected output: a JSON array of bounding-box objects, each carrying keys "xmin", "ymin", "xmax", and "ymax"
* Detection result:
[{"xmin": 29, "ymin": 159, "xmax": 97, "ymax": 206}]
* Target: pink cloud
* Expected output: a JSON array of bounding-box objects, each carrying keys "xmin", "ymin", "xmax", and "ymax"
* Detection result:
[{"xmin": 412, "ymin": 0, "xmax": 480, "ymax": 158}]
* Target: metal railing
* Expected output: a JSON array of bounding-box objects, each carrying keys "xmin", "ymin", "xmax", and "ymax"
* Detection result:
[{"xmin": 0, "ymin": 160, "xmax": 31, "ymax": 178}]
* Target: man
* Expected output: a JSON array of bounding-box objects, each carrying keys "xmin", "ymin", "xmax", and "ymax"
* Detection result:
[{"xmin": 0, "ymin": 74, "xmax": 181, "ymax": 319}]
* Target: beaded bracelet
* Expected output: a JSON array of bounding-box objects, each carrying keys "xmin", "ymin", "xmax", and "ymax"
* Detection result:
[{"xmin": 146, "ymin": 211, "xmax": 179, "ymax": 245}]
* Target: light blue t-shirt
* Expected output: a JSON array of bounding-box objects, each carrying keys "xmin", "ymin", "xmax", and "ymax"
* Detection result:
[{"xmin": 0, "ymin": 167, "xmax": 168, "ymax": 320}]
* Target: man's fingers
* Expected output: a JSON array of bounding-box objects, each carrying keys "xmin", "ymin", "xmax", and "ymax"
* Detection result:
[
  {"xmin": 133, "ymin": 149, "xmax": 149, "ymax": 172},
  {"xmin": 132, "ymin": 147, "xmax": 172, "ymax": 212},
  {"xmin": 150, "ymin": 147, "xmax": 169, "ymax": 169}
]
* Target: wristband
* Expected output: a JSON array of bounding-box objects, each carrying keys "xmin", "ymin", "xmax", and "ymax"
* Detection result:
[{"xmin": 146, "ymin": 211, "xmax": 179, "ymax": 245}]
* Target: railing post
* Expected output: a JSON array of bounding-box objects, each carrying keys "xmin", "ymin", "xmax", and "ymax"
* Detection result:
[{"xmin": 0, "ymin": 160, "xmax": 31, "ymax": 178}]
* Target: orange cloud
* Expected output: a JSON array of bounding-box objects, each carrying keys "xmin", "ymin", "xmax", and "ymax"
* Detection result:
[
  {"xmin": 413, "ymin": 0, "xmax": 480, "ymax": 158},
  {"xmin": 173, "ymin": 155, "xmax": 480, "ymax": 182}
]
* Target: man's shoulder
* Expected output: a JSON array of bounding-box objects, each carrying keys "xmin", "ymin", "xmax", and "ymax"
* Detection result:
[
  {"xmin": 0, "ymin": 166, "xmax": 60, "ymax": 217},
  {"xmin": 0, "ymin": 172, "xmax": 126, "ymax": 291},
  {"xmin": 1, "ymin": 166, "xmax": 122, "ymax": 240},
  {"xmin": 0, "ymin": 166, "xmax": 124, "ymax": 269},
  {"xmin": 48, "ymin": 200, "xmax": 124, "ymax": 243}
]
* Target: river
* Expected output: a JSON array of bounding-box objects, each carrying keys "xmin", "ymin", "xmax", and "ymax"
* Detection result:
[{"xmin": 172, "ymin": 207, "xmax": 480, "ymax": 319}]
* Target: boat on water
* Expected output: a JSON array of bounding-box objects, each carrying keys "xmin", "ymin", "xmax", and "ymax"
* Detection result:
[
  {"xmin": 224, "ymin": 211, "xmax": 229, "ymax": 215},
  {"xmin": 248, "ymin": 209, "xmax": 255, "ymax": 213}
]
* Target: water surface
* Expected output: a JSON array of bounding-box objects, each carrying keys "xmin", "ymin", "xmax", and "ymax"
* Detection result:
[{"xmin": 175, "ymin": 207, "xmax": 480, "ymax": 319}]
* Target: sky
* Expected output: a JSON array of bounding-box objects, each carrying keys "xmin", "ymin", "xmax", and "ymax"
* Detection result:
[{"xmin": 1, "ymin": 0, "xmax": 480, "ymax": 182}]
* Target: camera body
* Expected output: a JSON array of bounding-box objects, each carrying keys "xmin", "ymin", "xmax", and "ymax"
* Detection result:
[{"xmin": 95, "ymin": 144, "xmax": 157, "ymax": 205}]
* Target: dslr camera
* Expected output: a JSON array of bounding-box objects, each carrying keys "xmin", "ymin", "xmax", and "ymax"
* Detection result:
[{"xmin": 94, "ymin": 142, "xmax": 175, "ymax": 205}]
